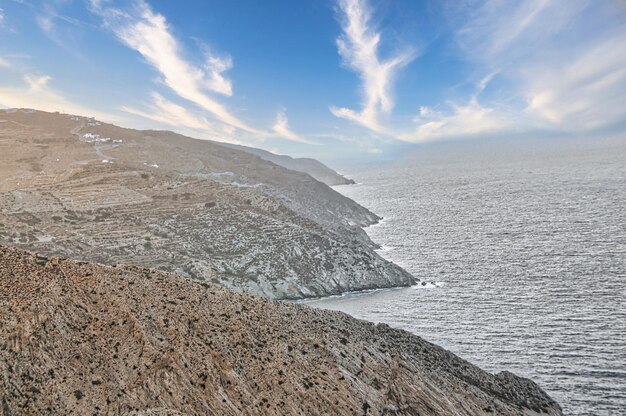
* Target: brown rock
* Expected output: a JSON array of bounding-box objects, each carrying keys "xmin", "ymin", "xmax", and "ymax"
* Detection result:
[{"xmin": 0, "ymin": 246, "xmax": 561, "ymax": 415}]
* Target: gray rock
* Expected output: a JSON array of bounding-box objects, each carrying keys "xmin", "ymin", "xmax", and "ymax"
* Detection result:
[{"xmin": 0, "ymin": 109, "xmax": 414, "ymax": 299}]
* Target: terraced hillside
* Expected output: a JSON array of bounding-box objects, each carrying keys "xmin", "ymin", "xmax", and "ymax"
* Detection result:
[
  {"xmin": 0, "ymin": 109, "xmax": 414, "ymax": 299},
  {"xmin": 0, "ymin": 245, "xmax": 562, "ymax": 415}
]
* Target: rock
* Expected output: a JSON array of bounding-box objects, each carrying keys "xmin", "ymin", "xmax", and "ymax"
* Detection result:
[
  {"xmin": 0, "ymin": 109, "xmax": 413, "ymax": 299},
  {"xmin": 0, "ymin": 245, "xmax": 562, "ymax": 415}
]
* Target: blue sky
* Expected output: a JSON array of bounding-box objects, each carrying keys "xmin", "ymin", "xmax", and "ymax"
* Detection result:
[{"xmin": 1, "ymin": 0, "xmax": 625, "ymax": 162}]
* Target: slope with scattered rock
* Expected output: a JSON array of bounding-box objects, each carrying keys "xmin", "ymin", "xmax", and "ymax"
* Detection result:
[
  {"xmin": 0, "ymin": 245, "xmax": 562, "ymax": 416},
  {"xmin": 0, "ymin": 109, "xmax": 412, "ymax": 299}
]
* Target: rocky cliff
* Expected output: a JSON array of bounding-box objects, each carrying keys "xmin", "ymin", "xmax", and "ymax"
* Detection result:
[
  {"xmin": 0, "ymin": 246, "xmax": 562, "ymax": 415},
  {"xmin": 0, "ymin": 109, "xmax": 413, "ymax": 299}
]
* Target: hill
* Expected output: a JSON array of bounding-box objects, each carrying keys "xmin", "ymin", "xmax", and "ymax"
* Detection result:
[
  {"xmin": 222, "ymin": 143, "xmax": 356, "ymax": 186},
  {"xmin": 0, "ymin": 109, "xmax": 412, "ymax": 299},
  {"xmin": 0, "ymin": 245, "xmax": 562, "ymax": 415}
]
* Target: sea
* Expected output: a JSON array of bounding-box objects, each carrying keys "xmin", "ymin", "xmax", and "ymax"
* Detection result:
[{"xmin": 307, "ymin": 138, "xmax": 626, "ymax": 415}]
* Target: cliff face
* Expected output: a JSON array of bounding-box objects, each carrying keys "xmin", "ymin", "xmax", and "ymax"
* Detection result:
[
  {"xmin": 0, "ymin": 246, "xmax": 562, "ymax": 416},
  {"xmin": 0, "ymin": 109, "xmax": 413, "ymax": 299}
]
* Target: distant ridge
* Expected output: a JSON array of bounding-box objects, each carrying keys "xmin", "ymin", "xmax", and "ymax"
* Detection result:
[{"xmin": 222, "ymin": 143, "xmax": 356, "ymax": 186}]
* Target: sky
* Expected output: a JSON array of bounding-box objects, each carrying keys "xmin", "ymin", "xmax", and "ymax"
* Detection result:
[{"xmin": 1, "ymin": 0, "xmax": 626, "ymax": 162}]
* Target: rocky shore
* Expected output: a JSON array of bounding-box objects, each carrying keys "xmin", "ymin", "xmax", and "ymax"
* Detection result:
[{"xmin": 0, "ymin": 246, "xmax": 562, "ymax": 415}]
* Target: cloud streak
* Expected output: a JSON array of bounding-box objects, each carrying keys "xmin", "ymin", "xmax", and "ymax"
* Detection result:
[
  {"xmin": 0, "ymin": 73, "xmax": 121, "ymax": 122},
  {"xmin": 447, "ymin": 0, "xmax": 626, "ymax": 135},
  {"xmin": 272, "ymin": 109, "xmax": 316, "ymax": 144},
  {"xmin": 90, "ymin": 0, "xmax": 259, "ymax": 134},
  {"xmin": 204, "ymin": 52, "xmax": 233, "ymax": 97},
  {"xmin": 330, "ymin": 0, "xmax": 415, "ymax": 132},
  {"xmin": 408, "ymin": 98, "xmax": 511, "ymax": 142},
  {"xmin": 122, "ymin": 92, "xmax": 214, "ymax": 131},
  {"xmin": 405, "ymin": 0, "xmax": 626, "ymax": 142},
  {"xmin": 88, "ymin": 0, "xmax": 313, "ymax": 145},
  {"xmin": 524, "ymin": 28, "xmax": 626, "ymax": 131},
  {"xmin": 122, "ymin": 92, "xmax": 247, "ymax": 143}
]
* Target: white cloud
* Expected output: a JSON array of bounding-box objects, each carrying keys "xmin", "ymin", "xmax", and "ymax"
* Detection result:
[
  {"xmin": 328, "ymin": 0, "xmax": 626, "ymax": 144},
  {"xmin": 122, "ymin": 92, "xmax": 214, "ymax": 131},
  {"xmin": 90, "ymin": 0, "xmax": 259, "ymax": 134},
  {"xmin": 204, "ymin": 53, "xmax": 233, "ymax": 96},
  {"xmin": 330, "ymin": 0, "xmax": 415, "ymax": 132},
  {"xmin": 36, "ymin": 15, "xmax": 54, "ymax": 33},
  {"xmin": 272, "ymin": 109, "xmax": 316, "ymax": 144},
  {"xmin": 447, "ymin": 0, "xmax": 626, "ymax": 135},
  {"xmin": 408, "ymin": 98, "xmax": 511, "ymax": 142},
  {"xmin": 122, "ymin": 92, "xmax": 246, "ymax": 143},
  {"xmin": 406, "ymin": 72, "xmax": 516, "ymax": 142},
  {"xmin": 0, "ymin": 74, "xmax": 121, "ymax": 122},
  {"xmin": 24, "ymin": 74, "xmax": 52, "ymax": 91},
  {"xmin": 525, "ymin": 30, "xmax": 626, "ymax": 131},
  {"xmin": 0, "ymin": 58, "xmax": 10, "ymax": 68},
  {"xmin": 0, "ymin": 8, "xmax": 5, "ymax": 26},
  {"xmin": 87, "ymin": 0, "xmax": 320, "ymax": 147}
]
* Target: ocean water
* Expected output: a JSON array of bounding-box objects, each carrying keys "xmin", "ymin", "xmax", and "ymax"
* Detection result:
[{"xmin": 308, "ymin": 139, "xmax": 626, "ymax": 415}]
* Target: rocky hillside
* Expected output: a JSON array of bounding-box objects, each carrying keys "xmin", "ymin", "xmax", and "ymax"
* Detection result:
[
  {"xmin": 222, "ymin": 143, "xmax": 356, "ymax": 186},
  {"xmin": 0, "ymin": 246, "xmax": 562, "ymax": 415},
  {"xmin": 0, "ymin": 109, "xmax": 413, "ymax": 299}
]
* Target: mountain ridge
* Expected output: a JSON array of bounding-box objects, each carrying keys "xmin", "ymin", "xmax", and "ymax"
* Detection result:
[
  {"xmin": 220, "ymin": 143, "xmax": 356, "ymax": 186},
  {"xmin": 0, "ymin": 108, "xmax": 413, "ymax": 299}
]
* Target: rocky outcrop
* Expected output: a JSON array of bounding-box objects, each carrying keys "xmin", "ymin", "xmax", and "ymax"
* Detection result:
[
  {"xmin": 0, "ymin": 109, "xmax": 413, "ymax": 299},
  {"xmin": 222, "ymin": 143, "xmax": 356, "ymax": 186},
  {"xmin": 0, "ymin": 246, "xmax": 562, "ymax": 415}
]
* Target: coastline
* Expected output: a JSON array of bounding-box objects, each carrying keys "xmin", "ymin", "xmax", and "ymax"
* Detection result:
[{"xmin": 296, "ymin": 283, "xmax": 414, "ymax": 304}]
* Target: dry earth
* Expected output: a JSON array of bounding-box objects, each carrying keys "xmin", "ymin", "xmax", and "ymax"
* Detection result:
[{"xmin": 0, "ymin": 246, "xmax": 562, "ymax": 416}]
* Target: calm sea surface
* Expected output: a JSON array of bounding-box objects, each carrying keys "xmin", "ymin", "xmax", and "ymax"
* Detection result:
[{"xmin": 308, "ymin": 139, "xmax": 626, "ymax": 415}]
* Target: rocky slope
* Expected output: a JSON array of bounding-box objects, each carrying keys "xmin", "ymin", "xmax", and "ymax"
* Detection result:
[
  {"xmin": 0, "ymin": 109, "xmax": 413, "ymax": 299},
  {"xmin": 0, "ymin": 245, "xmax": 562, "ymax": 415},
  {"xmin": 222, "ymin": 143, "xmax": 356, "ymax": 186}
]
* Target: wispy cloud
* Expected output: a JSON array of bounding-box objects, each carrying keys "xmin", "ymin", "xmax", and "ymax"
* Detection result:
[
  {"xmin": 0, "ymin": 73, "xmax": 121, "ymax": 121},
  {"xmin": 330, "ymin": 0, "xmax": 416, "ymax": 132},
  {"xmin": 272, "ymin": 109, "xmax": 316, "ymax": 144},
  {"xmin": 35, "ymin": 14, "xmax": 53, "ymax": 32},
  {"xmin": 524, "ymin": 28, "xmax": 626, "ymax": 131},
  {"xmin": 122, "ymin": 92, "xmax": 246, "ymax": 143},
  {"xmin": 89, "ymin": 0, "xmax": 260, "ymax": 135},
  {"xmin": 443, "ymin": 0, "xmax": 626, "ymax": 136},
  {"xmin": 24, "ymin": 74, "xmax": 52, "ymax": 91},
  {"xmin": 122, "ymin": 92, "xmax": 214, "ymax": 131},
  {"xmin": 204, "ymin": 52, "xmax": 233, "ymax": 97},
  {"xmin": 88, "ymin": 0, "xmax": 317, "ymax": 145},
  {"xmin": 409, "ymin": 99, "xmax": 511, "ymax": 142},
  {"xmin": 28, "ymin": 2, "xmax": 93, "ymax": 63},
  {"xmin": 407, "ymin": 72, "xmax": 517, "ymax": 141}
]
